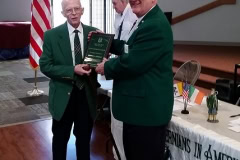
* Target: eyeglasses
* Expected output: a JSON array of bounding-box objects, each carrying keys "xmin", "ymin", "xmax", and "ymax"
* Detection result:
[{"xmin": 65, "ymin": 7, "xmax": 82, "ymax": 15}]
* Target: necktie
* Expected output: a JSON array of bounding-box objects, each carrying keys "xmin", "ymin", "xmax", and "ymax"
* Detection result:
[
  {"xmin": 74, "ymin": 30, "xmax": 85, "ymax": 90},
  {"xmin": 117, "ymin": 20, "xmax": 124, "ymax": 40},
  {"xmin": 74, "ymin": 30, "xmax": 82, "ymax": 65},
  {"xmin": 129, "ymin": 20, "xmax": 137, "ymax": 32}
]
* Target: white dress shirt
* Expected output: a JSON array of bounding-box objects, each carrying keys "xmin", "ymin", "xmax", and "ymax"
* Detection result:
[{"xmin": 67, "ymin": 22, "xmax": 84, "ymax": 66}]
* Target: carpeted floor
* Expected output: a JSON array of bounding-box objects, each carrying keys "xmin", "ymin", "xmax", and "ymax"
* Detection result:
[{"xmin": 0, "ymin": 59, "xmax": 51, "ymax": 127}]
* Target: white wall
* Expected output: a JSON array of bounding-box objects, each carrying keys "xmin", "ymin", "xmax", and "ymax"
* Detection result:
[
  {"xmin": 0, "ymin": 0, "xmax": 31, "ymax": 22},
  {"xmin": 1, "ymin": 0, "xmax": 239, "ymax": 44},
  {"xmin": 158, "ymin": 0, "xmax": 240, "ymax": 45},
  {"xmin": 0, "ymin": 0, "xmax": 89, "ymax": 26}
]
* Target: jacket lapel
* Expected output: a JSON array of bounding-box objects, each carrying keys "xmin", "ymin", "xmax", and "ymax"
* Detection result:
[
  {"xmin": 82, "ymin": 23, "xmax": 90, "ymax": 57},
  {"xmin": 57, "ymin": 22, "xmax": 73, "ymax": 65},
  {"xmin": 127, "ymin": 5, "xmax": 160, "ymax": 44}
]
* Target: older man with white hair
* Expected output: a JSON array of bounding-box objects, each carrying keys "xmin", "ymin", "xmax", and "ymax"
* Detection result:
[{"xmin": 40, "ymin": 0, "xmax": 99, "ymax": 159}]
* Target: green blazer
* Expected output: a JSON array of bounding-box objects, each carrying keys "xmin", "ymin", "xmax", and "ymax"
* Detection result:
[
  {"xmin": 105, "ymin": 5, "xmax": 174, "ymax": 126},
  {"xmin": 39, "ymin": 22, "xmax": 98, "ymax": 121}
]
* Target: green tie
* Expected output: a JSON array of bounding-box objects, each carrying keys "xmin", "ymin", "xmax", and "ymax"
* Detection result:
[{"xmin": 74, "ymin": 30, "xmax": 85, "ymax": 90}]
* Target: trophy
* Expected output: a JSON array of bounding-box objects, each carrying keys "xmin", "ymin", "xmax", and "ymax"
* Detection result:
[
  {"xmin": 206, "ymin": 88, "xmax": 219, "ymax": 123},
  {"xmin": 83, "ymin": 33, "xmax": 114, "ymax": 69}
]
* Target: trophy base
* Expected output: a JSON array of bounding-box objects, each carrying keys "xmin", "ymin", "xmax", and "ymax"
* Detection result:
[{"xmin": 181, "ymin": 109, "xmax": 189, "ymax": 114}]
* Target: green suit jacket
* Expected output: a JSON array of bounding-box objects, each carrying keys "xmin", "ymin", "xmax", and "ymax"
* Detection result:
[
  {"xmin": 39, "ymin": 22, "xmax": 98, "ymax": 121},
  {"xmin": 105, "ymin": 5, "xmax": 174, "ymax": 126}
]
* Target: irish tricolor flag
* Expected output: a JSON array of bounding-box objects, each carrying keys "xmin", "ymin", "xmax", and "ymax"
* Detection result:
[{"xmin": 189, "ymin": 86, "xmax": 205, "ymax": 105}]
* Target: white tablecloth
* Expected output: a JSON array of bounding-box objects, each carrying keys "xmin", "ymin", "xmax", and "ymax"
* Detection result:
[{"xmin": 98, "ymin": 78, "xmax": 240, "ymax": 160}]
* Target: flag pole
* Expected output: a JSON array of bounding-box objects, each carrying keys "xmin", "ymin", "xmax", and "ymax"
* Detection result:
[
  {"xmin": 27, "ymin": 70, "xmax": 44, "ymax": 96},
  {"xmin": 181, "ymin": 81, "xmax": 189, "ymax": 114}
]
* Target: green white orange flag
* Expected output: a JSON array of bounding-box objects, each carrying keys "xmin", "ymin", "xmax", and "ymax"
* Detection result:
[
  {"xmin": 173, "ymin": 82, "xmax": 205, "ymax": 105},
  {"xmin": 189, "ymin": 85, "xmax": 205, "ymax": 105}
]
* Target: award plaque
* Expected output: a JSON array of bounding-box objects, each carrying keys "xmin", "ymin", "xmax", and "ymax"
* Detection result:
[{"xmin": 84, "ymin": 33, "xmax": 114, "ymax": 68}]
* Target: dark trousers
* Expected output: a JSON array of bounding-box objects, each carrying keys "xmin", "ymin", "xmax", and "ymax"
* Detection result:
[
  {"xmin": 52, "ymin": 86, "xmax": 93, "ymax": 160},
  {"xmin": 123, "ymin": 123, "xmax": 167, "ymax": 160}
]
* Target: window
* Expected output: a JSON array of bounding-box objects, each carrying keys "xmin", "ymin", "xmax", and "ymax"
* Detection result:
[
  {"xmin": 53, "ymin": 1, "xmax": 90, "ymax": 27},
  {"xmin": 52, "ymin": 0, "xmax": 114, "ymax": 34}
]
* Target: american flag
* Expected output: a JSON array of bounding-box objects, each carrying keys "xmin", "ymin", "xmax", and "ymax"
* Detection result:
[
  {"xmin": 182, "ymin": 83, "xmax": 190, "ymax": 101},
  {"xmin": 29, "ymin": 0, "xmax": 52, "ymax": 69}
]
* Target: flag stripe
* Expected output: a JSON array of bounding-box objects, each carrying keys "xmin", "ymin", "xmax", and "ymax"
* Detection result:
[
  {"xmin": 44, "ymin": 0, "xmax": 51, "ymax": 13},
  {"xmin": 30, "ymin": 36, "xmax": 42, "ymax": 57},
  {"xmin": 29, "ymin": 45, "xmax": 40, "ymax": 64},
  {"xmin": 182, "ymin": 83, "xmax": 190, "ymax": 101},
  {"xmin": 39, "ymin": 0, "xmax": 51, "ymax": 24},
  {"xmin": 174, "ymin": 85, "xmax": 179, "ymax": 96},
  {"xmin": 189, "ymin": 85, "xmax": 195, "ymax": 98},
  {"xmin": 29, "ymin": 0, "xmax": 51, "ymax": 70},
  {"xmin": 190, "ymin": 89, "xmax": 199, "ymax": 102},
  {"xmin": 174, "ymin": 82, "xmax": 183, "ymax": 97},
  {"xmin": 177, "ymin": 82, "xmax": 183, "ymax": 95},
  {"xmin": 31, "ymin": 16, "xmax": 44, "ymax": 41},
  {"xmin": 29, "ymin": 54, "xmax": 39, "ymax": 69},
  {"xmin": 34, "ymin": 0, "xmax": 51, "ymax": 29},
  {"xmin": 195, "ymin": 92, "xmax": 205, "ymax": 105},
  {"xmin": 32, "ymin": 5, "xmax": 48, "ymax": 32},
  {"xmin": 31, "ymin": 26, "xmax": 44, "ymax": 51}
]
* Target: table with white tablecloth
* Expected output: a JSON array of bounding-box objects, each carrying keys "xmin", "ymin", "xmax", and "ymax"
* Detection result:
[
  {"xmin": 98, "ymin": 78, "xmax": 240, "ymax": 160},
  {"xmin": 166, "ymin": 99, "xmax": 240, "ymax": 160}
]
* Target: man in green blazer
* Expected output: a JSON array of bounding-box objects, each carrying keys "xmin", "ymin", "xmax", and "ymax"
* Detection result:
[
  {"xmin": 96, "ymin": 0, "xmax": 174, "ymax": 159},
  {"xmin": 39, "ymin": 0, "xmax": 98, "ymax": 159}
]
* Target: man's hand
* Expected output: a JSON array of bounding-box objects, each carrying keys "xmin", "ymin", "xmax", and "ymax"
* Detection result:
[
  {"xmin": 74, "ymin": 64, "xmax": 92, "ymax": 76},
  {"xmin": 95, "ymin": 58, "xmax": 108, "ymax": 75},
  {"xmin": 88, "ymin": 30, "xmax": 104, "ymax": 41}
]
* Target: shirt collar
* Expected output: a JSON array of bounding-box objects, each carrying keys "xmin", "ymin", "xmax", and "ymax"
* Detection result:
[
  {"xmin": 122, "ymin": 4, "xmax": 131, "ymax": 17},
  {"xmin": 136, "ymin": 5, "xmax": 156, "ymax": 26},
  {"xmin": 67, "ymin": 22, "xmax": 83, "ymax": 35},
  {"xmin": 115, "ymin": 3, "xmax": 131, "ymax": 19}
]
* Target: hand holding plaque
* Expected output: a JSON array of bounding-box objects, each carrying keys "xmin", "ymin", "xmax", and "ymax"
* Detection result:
[{"xmin": 83, "ymin": 33, "xmax": 114, "ymax": 68}]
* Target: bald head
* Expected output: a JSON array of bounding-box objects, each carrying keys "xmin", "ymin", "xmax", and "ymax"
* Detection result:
[
  {"xmin": 62, "ymin": 0, "xmax": 81, "ymax": 11},
  {"xmin": 61, "ymin": 0, "xmax": 84, "ymax": 28}
]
